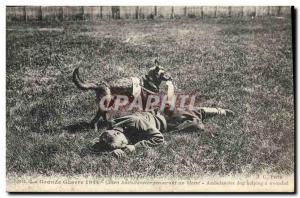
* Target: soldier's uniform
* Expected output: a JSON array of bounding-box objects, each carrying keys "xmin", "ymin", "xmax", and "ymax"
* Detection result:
[
  {"xmin": 106, "ymin": 107, "xmax": 232, "ymax": 148},
  {"xmin": 165, "ymin": 107, "xmax": 232, "ymax": 132},
  {"xmin": 111, "ymin": 111, "xmax": 167, "ymax": 148}
]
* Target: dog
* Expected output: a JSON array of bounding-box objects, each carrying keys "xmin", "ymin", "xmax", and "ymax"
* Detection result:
[{"xmin": 72, "ymin": 60, "xmax": 172, "ymax": 131}]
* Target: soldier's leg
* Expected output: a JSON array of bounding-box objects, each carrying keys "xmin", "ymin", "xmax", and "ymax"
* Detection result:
[{"xmin": 172, "ymin": 118, "xmax": 205, "ymax": 132}]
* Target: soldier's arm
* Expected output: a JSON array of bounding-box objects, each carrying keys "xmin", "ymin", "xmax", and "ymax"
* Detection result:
[
  {"xmin": 122, "ymin": 126, "xmax": 164, "ymax": 155},
  {"xmin": 134, "ymin": 126, "xmax": 164, "ymax": 148}
]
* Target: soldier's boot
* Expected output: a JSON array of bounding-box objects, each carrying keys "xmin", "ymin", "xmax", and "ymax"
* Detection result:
[{"xmin": 200, "ymin": 107, "xmax": 235, "ymax": 119}]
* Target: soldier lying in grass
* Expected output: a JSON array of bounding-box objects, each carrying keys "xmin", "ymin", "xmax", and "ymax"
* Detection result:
[{"xmin": 92, "ymin": 107, "xmax": 234, "ymax": 158}]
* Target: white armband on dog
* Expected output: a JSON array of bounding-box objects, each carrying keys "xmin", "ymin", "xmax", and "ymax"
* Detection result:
[
  {"xmin": 166, "ymin": 81, "xmax": 174, "ymax": 104},
  {"xmin": 132, "ymin": 77, "xmax": 141, "ymax": 98}
]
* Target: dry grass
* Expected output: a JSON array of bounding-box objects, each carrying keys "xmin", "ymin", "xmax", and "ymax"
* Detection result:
[{"xmin": 6, "ymin": 17, "xmax": 293, "ymax": 177}]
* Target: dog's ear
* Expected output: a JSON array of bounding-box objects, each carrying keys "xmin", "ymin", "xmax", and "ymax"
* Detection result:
[
  {"xmin": 154, "ymin": 65, "xmax": 160, "ymax": 72},
  {"xmin": 154, "ymin": 60, "xmax": 161, "ymax": 72}
]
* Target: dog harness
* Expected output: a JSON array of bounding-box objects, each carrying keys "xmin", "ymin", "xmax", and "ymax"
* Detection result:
[{"xmin": 132, "ymin": 77, "xmax": 174, "ymax": 104}]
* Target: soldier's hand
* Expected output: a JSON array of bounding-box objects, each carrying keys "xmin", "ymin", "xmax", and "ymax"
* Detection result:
[
  {"xmin": 112, "ymin": 149, "xmax": 126, "ymax": 158},
  {"xmin": 124, "ymin": 145, "xmax": 135, "ymax": 153}
]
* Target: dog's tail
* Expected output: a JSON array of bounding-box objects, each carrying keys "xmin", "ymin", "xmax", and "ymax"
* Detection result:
[{"xmin": 73, "ymin": 67, "xmax": 104, "ymax": 91}]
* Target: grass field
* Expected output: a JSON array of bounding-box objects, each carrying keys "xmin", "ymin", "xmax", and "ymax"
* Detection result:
[{"xmin": 6, "ymin": 17, "xmax": 294, "ymax": 177}]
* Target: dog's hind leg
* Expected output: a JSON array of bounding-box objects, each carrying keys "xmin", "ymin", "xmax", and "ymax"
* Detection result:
[
  {"xmin": 91, "ymin": 86, "xmax": 112, "ymax": 131},
  {"xmin": 90, "ymin": 109, "xmax": 103, "ymax": 132},
  {"xmin": 91, "ymin": 99, "xmax": 112, "ymax": 131}
]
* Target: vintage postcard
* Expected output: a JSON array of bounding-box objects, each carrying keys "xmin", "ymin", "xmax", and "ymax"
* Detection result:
[{"xmin": 6, "ymin": 6, "xmax": 294, "ymax": 192}]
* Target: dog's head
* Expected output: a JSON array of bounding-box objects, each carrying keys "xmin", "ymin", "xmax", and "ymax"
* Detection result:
[{"xmin": 147, "ymin": 59, "xmax": 172, "ymax": 82}]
